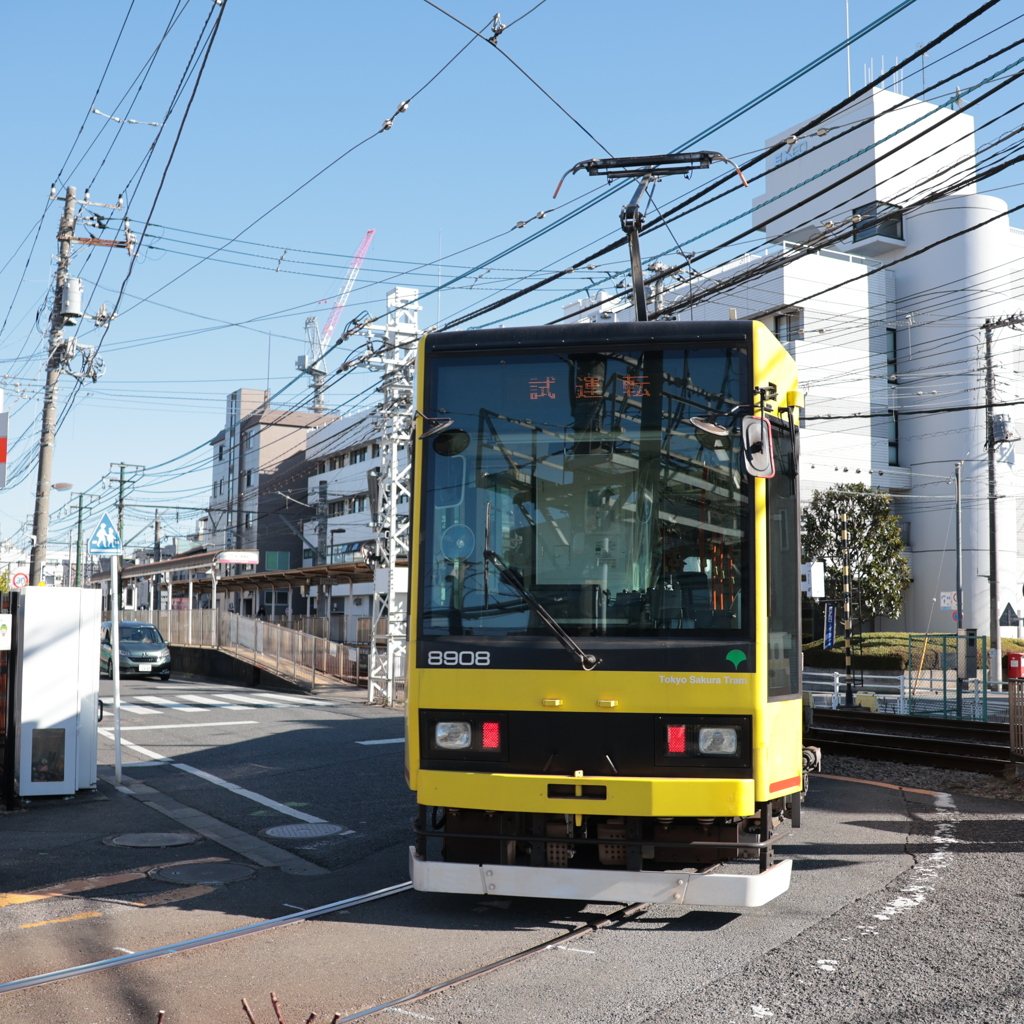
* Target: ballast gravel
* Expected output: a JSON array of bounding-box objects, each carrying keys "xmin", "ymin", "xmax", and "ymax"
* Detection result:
[{"xmin": 822, "ymin": 752, "xmax": 1024, "ymax": 801}]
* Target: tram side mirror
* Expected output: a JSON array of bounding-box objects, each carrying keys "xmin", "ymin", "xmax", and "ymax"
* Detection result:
[
  {"xmin": 741, "ymin": 416, "xmax": 775, "ymax": 478},
  {"xmin": 432, "ymin": 428, "xmax": 470, "ymax": 457}
]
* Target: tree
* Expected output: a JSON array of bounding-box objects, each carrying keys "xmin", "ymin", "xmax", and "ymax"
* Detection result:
[
  {"xmin": 0, "ymin": 568, "xmax": 8, "ymax": 594},
  {"xmin": 802, "ymin": 483, "xmax": 910, "ymax": 627}
]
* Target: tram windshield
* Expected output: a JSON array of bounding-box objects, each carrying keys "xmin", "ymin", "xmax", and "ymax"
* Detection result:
[{"xmin": 419, "ymin": 345, "xmax": 750, "ymax": 639}]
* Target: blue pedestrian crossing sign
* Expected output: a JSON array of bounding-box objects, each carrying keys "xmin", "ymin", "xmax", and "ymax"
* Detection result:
[{"xmin": 89, "ymin": 513, "xmax": 123, "ymax": 555}]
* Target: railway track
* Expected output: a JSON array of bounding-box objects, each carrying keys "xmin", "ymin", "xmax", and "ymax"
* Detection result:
[
  {"xmin": 0, "ymin": 878, "xmax": 648, "ymax": 1022},
  {"xmin": 807, "ymin": 708, "xmax": 1014, "ymax": 775}
]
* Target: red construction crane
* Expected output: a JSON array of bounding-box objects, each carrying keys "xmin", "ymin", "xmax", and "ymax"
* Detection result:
[{"xmin": 321, "ymin": 228, "xmax": 375, "ymax": 347}]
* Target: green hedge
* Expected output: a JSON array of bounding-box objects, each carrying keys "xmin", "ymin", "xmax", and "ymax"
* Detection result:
[{"xmin": 802, "ymin": 632, "xmax": 1024, "ymax": 671}]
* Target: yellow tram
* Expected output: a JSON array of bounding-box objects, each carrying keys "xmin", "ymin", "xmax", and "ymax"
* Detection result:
[{"xmin": 406, "ymin": 319, "xmax": 804, "ymax": 906}]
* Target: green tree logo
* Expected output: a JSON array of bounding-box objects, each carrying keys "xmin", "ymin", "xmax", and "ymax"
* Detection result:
[{"xmin": 725, "ymin": 649, "xmax": 747, "ymax": 669}]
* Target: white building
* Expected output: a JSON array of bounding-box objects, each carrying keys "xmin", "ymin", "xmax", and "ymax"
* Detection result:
[
  {"xmin": 302, "ymin": 407, "xmax": 410, "ymax": 643},
  {"xmin": 568, "ymin": 88, "xmax": 1024, "ymax": 646}
]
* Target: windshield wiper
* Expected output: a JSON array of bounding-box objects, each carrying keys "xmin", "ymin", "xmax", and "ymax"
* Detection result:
[{"xmin": 483, "ymin": 550, "xmax": 600, "ymax": 671}]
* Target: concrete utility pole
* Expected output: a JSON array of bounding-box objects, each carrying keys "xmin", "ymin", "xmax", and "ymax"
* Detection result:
[
  {"xmin": 108, "ymin": 462, "xmax": 144, "ymax": 611},
  {"xmin": 153, "ymin": 510, "xmax": 161, "ymax": 610},
  {"xmin": 984, "ymin": 313, "xmax": 1024, "ymax": 684},
  {"xmin": 841, "ymin": 510, "xmax": 854, "ymax": 707},
  {"xmin": 29, "ymin": 188, "xmax": 76, "ymax": 584},
  {"xmin": 76, "ymin": 493, "xmax": 85, "ymax": 587}
]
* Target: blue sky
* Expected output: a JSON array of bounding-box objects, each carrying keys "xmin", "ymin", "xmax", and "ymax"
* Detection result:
[{"xmin": 0, "ymin": 0, "xmax": 1019, "ymax": 551}]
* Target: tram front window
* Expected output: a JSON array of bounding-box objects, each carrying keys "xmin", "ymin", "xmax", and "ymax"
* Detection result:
[{"xmin": 420, "ymin": 345, "xmax": 750, "ymax": 639}]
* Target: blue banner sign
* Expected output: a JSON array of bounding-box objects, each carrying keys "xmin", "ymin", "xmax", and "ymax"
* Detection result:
[{"xmin": 824, "ymin": 602, "xmax": 837, "ymax": 650}]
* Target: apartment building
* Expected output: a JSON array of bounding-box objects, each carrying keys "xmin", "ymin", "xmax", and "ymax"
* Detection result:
[{"xmin": 207, "ymin": 388, "xmax": 335, "ymax": 612}]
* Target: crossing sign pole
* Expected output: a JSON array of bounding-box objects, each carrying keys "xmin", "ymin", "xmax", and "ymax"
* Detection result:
[{"xmin": 90, "ymin": 515, "xmax": 124, "ymax": 783}]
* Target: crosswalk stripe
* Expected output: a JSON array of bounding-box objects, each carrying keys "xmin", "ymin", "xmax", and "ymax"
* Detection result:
[
  {"xmin": 257, "ymin": 693, "xmax": 335, "ymax": 707},
  {"xmin": 131, "ymin": 695, "xmax": 205, "ymax": 713},
  {"xmin": 119, "ymin": 703, "xmax": 163, "ymax": 716},
  {"xmin": 212, "ymin": 693, "xmax": 288, "ymax": 708},
  {"xmin": 174, "ymin": 695, "xmax": 247, "ymax": 709}
]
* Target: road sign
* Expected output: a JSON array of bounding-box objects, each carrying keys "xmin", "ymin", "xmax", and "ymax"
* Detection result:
[
  {"xmin": 940, "ymin": 591, "xmax": 959, "ymax": 610},
  {"xmin": 88, "ymin": 513, "xmax": 123, "ymax": 556},
  {"xmin": 11, "ymin": 571, "xmax": 27, "ymax": 589},
  {"xmin": 999, "ymin": 603, "xmax": 1019, "ymax": 627},
  {"xmin": 216, "ymin": 550, "xmax": 259, "ymax": 564}
]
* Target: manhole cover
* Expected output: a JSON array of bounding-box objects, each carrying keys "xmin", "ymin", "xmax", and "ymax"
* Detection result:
[
  {"xmin": 263, "ymin": 822, "xmax": 345, "ymax": 839},
  {"xmin": 108, "ymin": 832, "xmax": 198, "ymax": 848},
  {"xmin": 152, "ymin": 863, "xmax": 255, "ymax": 885}
]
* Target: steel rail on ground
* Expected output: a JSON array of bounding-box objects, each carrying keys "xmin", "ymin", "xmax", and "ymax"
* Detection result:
[{"xmin": 0, "ymin": 881, "xmax": 413, "ymax": 996}]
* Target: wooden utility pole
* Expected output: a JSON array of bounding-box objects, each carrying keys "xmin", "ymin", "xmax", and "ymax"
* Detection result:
[{"xmin": 29, "ymin": 188, "xmax": 76, "ymax": 584}]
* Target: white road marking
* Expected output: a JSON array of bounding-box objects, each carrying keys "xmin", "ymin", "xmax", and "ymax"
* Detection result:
[
  {"xmin": 118, "ymin": 721, "xmax": 258, "ymax": 732},
  {"xmin": 174, "ymin": 694, "xmax": 247, "ymax": 709},
  {"xmin": 853, "ymin": 791, "xmax": 957, "ymax": 938},
  {"xmin": 119, "ymin": 703, "xmax": 163, "ymax": 716},
  {"xmin": 282, "ymin": 904, "xmax": 307, "ymax": 911},
  {"xmin": 249, "ymin": 692, "xmax": 335, "ymax": 706},
  {"xmin": 356, "ymin": 738, "xmax": 405, "ymax": 745},
  {"xmin": 113, "ymin": 947, "xmax": 135, "ymax": 955},
  {"xmin": 387, "ymin": 1010, "xmax": 435, "ymax": 1020},
  {"xmin": 97, "ymin": 728, "xmax": 171, "ymax": 762},
  {"xmin": 131, "ymin": 696, "xmax": 204, "ymax": 713},
  {"xmin": 172, "ymin": 764, "xmax": 327, "ymax": 824},
  {"xmin": 212, "ymin": 693, "xmax": 288, "ymax": 708},
  {"xmin": 816, "ymin": 959, "xmax": 838, "ymax": 972},
  {"xmin": 546, "ymin": 944, "xmax": 597, "ymax": 955},
  {"xmin": 751, "ymin": 1007, "xmax": 774, "ymax": 1019}
]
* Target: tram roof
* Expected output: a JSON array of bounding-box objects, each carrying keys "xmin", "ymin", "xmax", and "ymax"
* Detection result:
[{"xmin": 426, "ymin": 320, "xmax": 760, "ymax": 353}]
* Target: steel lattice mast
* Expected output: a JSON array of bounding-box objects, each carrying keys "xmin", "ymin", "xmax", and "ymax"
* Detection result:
[{"xmin": 361, "ymin": 287, "xmax": 421, "ymax": 705}]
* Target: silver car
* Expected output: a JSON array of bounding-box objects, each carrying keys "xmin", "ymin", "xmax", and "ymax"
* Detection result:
[{"xmin": 100, "ymin": 621, "xmax": 171, "ymax": 680}]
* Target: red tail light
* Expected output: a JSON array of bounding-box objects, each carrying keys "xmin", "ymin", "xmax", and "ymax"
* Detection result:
[
  {"xmin": 667, "ymin": 724, "xmax": 686, "ymax": 753},
  {"xmin": 481, "ymin": 721, "xmax": 501, "ymax": 749}
]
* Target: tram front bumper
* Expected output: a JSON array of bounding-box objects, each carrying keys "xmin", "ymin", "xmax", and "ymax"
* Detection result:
[
  {"xmin": 416, "ymin": 769, "xmax": 755, "ymax": 818},
  {"xmin": 410, "ymin": 847, "xmax": 792, "ymax": 907}
]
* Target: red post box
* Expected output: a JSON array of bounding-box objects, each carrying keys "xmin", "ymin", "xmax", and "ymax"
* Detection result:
[{"xmin": 1006, "ymin": 653, "xmax": 1024, "ymax": 679}]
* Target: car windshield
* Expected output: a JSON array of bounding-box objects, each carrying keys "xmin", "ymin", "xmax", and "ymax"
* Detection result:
[
  {"xmin": 120, "ymin": 625, "xmax": 164, "ymax": 644},
  {"xmin": 419, "ymin": 344, "xmax": 750, "ymax": 639}
]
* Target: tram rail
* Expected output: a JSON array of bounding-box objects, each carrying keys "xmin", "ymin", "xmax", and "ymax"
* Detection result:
[{"xmin": 806, "ymin": 709, "xmax": 1013, "ymax": 775}]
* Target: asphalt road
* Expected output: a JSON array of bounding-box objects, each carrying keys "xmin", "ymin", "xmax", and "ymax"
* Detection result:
[{"xmin": 1, "ymin": 671, "xmax": 1021, "ymax": 1024}]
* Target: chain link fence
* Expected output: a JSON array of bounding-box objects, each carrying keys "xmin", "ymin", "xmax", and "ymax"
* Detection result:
[{"xmin": 905, "ymin": 633, "xmax": 991, "ymax": 721}]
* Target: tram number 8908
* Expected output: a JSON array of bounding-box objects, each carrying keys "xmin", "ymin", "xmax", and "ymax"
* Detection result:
[{"xmin": 426, "ymin": 650, "xmax": 491, "ymax": 667}]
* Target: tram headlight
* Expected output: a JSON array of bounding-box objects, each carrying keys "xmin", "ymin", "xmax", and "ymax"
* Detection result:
[
  {"xmin": 435, "ymin": 721, "xmax": 472, "ymax": 750},
  {"xmin": 698, "ymin": 726, "xmax": 738, "ymax": 755}
]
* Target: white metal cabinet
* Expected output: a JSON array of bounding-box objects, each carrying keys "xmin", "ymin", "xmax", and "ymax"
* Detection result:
[{"xmin": 14, "ymin": 588, "xmax": 101, "ymax": 796}]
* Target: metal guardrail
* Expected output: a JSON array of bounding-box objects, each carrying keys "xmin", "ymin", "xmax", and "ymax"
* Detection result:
[
  {"xmin": 803, "ymin": 670, "xmax": 1006, "ymax": 723},
  {"xmin": 129, "ymin": 609, "xmax": 369, "ymax": 694}
]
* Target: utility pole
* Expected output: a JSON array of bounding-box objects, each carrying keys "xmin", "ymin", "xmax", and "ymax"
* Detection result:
[
  {"xmin": 153, "ymin": 510, "xmax": 161, "ymax": 610},
  {"xmin": 72, "ymin": 491, "xmax": 101, "ymax": 587},
  {"xmin": 106, "ymin": 463, "xmax": 144, "ymax": 612},
  {"xmin": 842, "ymin": 509, "xmax": 854, "ymax": 707},
  {"xmin": 983, "ymin": 314, "xmax": 1024, "ymax": 685},
  {"xmin": 117, "ymin": 464, "xmax": 126, "ymax": 609},
  {"xmin": 76, "ymin": 494, "xmax": 85, "ymax": 586},
  {"xmin": 29, "ymin": 188, "xmax": 76, "ymax": 584},
  {"xmin": 360, "ymin": 287, "xmax": 421, "ymax": 705},
  {"xmin": 29, "ymin": 186, "xmax": 123, "ymax": 584},
  {"xmin": 955, "ymin": 460, "xmax": 964, "ymax": 631}
]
